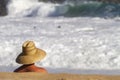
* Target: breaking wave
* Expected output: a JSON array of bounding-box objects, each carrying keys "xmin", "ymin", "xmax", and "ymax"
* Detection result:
[{"xmin": 7, "ymin": 0, "xmax": 120, "ymax": 18}]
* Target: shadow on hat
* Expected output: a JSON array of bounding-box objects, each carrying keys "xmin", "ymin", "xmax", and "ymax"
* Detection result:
[{"xmin": 16, "ymin": 41, "xmax": 46, "ymax": 64}]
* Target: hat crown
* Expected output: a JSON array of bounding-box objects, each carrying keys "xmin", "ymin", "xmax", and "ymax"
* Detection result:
[
  {"xmin": 22, "ymin": 41, "xmax": 36, "ymax": 55},
  {"xmin": 16, "ymin": 40, "xmax": 46, "ymax": 64}
]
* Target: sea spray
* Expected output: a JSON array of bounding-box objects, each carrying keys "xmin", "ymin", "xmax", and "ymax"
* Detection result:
[
  {"xmin": 7, "ymin": 0, "xmax": 120, "ymax": 17},
  {"xmin": 7, "ymin": 0, "xmax": 38, "ymax": 16},
  {"xmin": 7, "ymin": 0, "xmax": 68, "ymax": 17}
]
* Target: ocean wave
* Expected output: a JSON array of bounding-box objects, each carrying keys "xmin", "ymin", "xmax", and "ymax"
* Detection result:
[
  {"xmin": 65, "ymin": 2, "xmax": 120, "ymax": 17},
  {"xmin": 7, "ymin": 0, "xmax": 120, "ymax": 18}
]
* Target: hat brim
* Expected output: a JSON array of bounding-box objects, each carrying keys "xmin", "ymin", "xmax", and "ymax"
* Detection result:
[{"xmin": 16, "ymin": 48, "xmax": 46, "ymax": 64}]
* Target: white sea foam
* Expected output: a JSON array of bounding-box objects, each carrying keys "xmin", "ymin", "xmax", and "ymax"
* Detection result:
[
  {"xmin": 7, "ymin": 0, "xmax": 67, "ymax": 17},
  {"xmin": 8, "ymin": 0, "xmax": 37, "ymax": 15},
  {"xmin": 0, "ymin": 17, "xmax": 120, "ymax": 71}
]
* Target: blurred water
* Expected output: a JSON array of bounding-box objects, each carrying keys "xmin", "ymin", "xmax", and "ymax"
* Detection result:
[{"xmin": 7, "ymin": 0, "xmax": 120, "ymax": 18}]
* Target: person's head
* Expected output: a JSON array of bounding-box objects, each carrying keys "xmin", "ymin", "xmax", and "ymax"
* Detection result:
[{"xmin": 16, "ymin": 41, "xmax": 46, "ymax": 65}]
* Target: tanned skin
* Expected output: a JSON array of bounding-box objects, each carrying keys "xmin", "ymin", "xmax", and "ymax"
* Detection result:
[{"xmin": 14, "ymin": 63, "xmax": 47, "ymax": 73}]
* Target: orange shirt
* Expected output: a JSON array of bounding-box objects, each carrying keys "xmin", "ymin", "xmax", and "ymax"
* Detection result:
[{"xmin": 14, "ymin": 64, "xmax": 47, "ymax": 73}]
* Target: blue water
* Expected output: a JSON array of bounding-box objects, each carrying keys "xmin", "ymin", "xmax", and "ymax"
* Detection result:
[{"xmin": 63, "ymin": 2, "xmax": 120, "ymax": 17}]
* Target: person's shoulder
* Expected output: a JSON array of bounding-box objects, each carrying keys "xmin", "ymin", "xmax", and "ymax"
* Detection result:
[
  {"xmin": 14, "ymin": 66, "xmax": 27, "ymax": 72},
  {"xmin": 37, "ymin": 67, "xmax": 48, "ymax": 73}
]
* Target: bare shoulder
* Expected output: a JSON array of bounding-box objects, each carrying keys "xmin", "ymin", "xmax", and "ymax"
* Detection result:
[{"xmin": 37, "ymin": 67, "xmax": 48, "ymax": 73}]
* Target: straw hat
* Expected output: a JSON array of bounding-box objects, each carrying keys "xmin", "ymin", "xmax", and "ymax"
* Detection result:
[{"xmin": 16, "ymin": 41, "xmax": 46, "ymax": 64}]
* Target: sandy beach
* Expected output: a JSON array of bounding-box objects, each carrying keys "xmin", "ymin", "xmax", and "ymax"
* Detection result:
[{"xmin": 0, "ymin": 72, "xmax": 120, "ymax": 80}]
